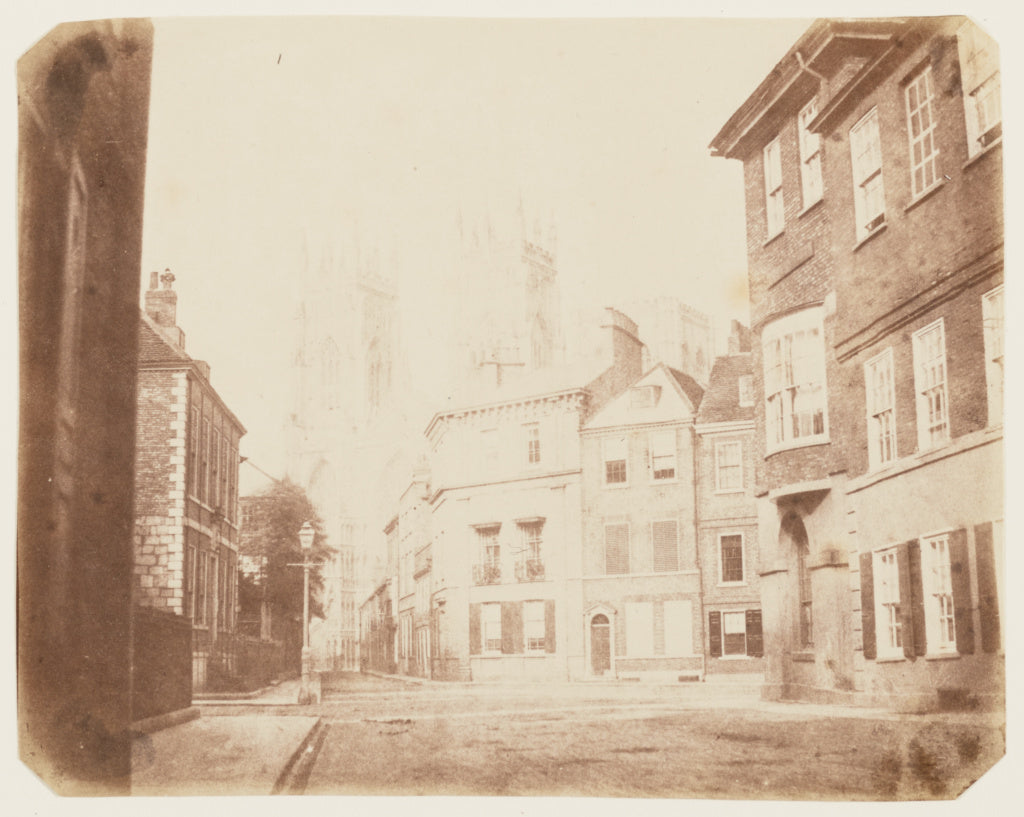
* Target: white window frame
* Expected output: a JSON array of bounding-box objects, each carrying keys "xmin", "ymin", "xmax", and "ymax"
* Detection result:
[
  {"xmin": 983, "ymin": 285, "xmax": 1004, "ymax": 427},
  {"xmin": 912, "ymin": 319, "xmax": 949, "ymax": 451},
  {"xmin": 798, "ymin": 97, "xmax": 823, "ymax": 208},
  {"xmin": 648, "ymin": 429, "xmax": 677, "ymax": 482},
  {"xmin": 763, "ymin": 135, "xmax": 785, "ymax": 239},
  {"xmin": 482, "ymin": 602, "xmax": 502, "ymax": 655},
  {"xmin": 905, "ymin": 65, "xmax": 940, "ymax": 198},
  {"xmin": 524, "ymin": 422, "xmax": 541, "ymax": 466},
  {"xmin": 762, "ymin": 307, "xmax": 829, "ymax": 452},
  {"xmin": 873, "ymin": 547, "xmax": 904, "ymax": 659},
  {"xmin": 864, "ymin": 348, "xmax": 897, "ymax": 470},
  {"xmin": 714, "ymin": 440, "xmax": 743, "ymax": 493},
  {"xmin": 921, "ymin": 533, "xmax": 957, "ymax": 655},
  {"xmin": 850, "ymin": 108, "xmax": 885, "ymax": 239},
  {"xmin": 957, "ymin": 21, "xmax": 1001, "ymax": 157},
  {"xmin": 524, "ymin": 600, "xmax": 545, "ymax": 653},
  {"xmin": 718, "ymin": 532, "xmax": 746, "ymax": 586},
  {"xmin": 603, "ymin": 435, "xmax": 628, "ymax": 487}
]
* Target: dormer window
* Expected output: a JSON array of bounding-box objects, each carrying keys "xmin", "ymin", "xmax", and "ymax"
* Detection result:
[{"xmin": 630, "ymin": 385, "xmax": 661, "ymax": 409}]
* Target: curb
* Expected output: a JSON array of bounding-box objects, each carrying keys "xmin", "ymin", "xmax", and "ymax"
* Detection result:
[
  {"xmin": 131, "ymin": 706, "xmax": 201, "ymax": 735},
  {"xmin": 272, "ymin": 717, "xmax": 327, "ymax": 795}
]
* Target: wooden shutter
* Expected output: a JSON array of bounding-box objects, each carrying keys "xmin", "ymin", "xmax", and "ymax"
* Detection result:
[
  {"xmin": 897, "ymin": 541, "xmax": 916, "ymax": 659},
  {"xmin": 501, "ymin": 601, "xmax": 522, "ymax": 654},
  {"xmin": 652, "ymin": 521, "xmax": 678, "ymax": 572},
  {"xmin": 859, "ymin": 551, "xmax": 876, "ymax": 660},
  {"xmin": 974, "ymin": 522, "xmax": 1000, "ymax": 653},
  {"xmin": 949, "ymin": 528, "xmax": 975, "ymax": 655},
  {"xmin": 469, "ymin": 603, "xmax": 481, "ymax": 655},
  {"xmin": 544, "ymin": 599, "xmax": 556, "ymax": 653},
  {"xmin": 907, "ymin": 540, "xmax": 927, "ymax": 657},
  {"xmin": 605, "ymin": 524, "xmax": 629, "ymax": 575},
  {"xmin": 708, "ymin": 610, "xmax": 722, "ymax": 658},
  {"xmin": 745, "ymin": 609, "xmax": 763, "ymax": 657}
]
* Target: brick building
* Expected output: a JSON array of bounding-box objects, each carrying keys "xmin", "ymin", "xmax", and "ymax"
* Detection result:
[
  {"xmin": 710, "ymin": 17, "xmax": 1002, "ymax": 710},
  {"xmin": 574, "ymin": 364, "xmax": 705, "ymax": 681},
  {"xmin": 135, "ymin": 271, "xmax": 246, "ymax": 691},
  {"xmin": 695, "ymin": 345, "xmax": 763, "ymax": 673}
]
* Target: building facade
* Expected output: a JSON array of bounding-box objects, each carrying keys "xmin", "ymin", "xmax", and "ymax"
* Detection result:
[
  {"xmin": 710, "ymin": 17, "xmax": 1003, "ymax": 710},
  {"xmin": 574, "ymin": 364, "xmax": 706, "ymax": 681},
  {"xmin": 695, "ymin": 351, "xmax": 764, "ymax": 673},
  {"xmin": 135, "ymin": 271, "xmax": 245, "ymax": 691}
]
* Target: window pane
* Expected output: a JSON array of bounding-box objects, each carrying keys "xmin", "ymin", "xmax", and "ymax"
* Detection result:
[{"xmin": 720, "ymin": 535, "xmax": 744, "ymax": 583}]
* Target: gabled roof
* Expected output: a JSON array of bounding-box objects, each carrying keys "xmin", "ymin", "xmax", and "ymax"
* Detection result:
[
  {"xmin": 696, "ymin": 354, "xmax": 754, "ymax": 426},
  {"xmin": 138, "ymin": 312, "xmax": 190, "ymax": 364},
  {"xmin": 583, "ymin": 363, "xmax": 703, "ymax": 432}
]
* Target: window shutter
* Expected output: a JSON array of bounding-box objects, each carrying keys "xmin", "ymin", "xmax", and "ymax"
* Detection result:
[
  {"xmin": 907, "ymin": 540, "xmax": 927, "ymax": 657},
  {"xmin": 605, "ymin": 524, "xmax": 629, "ymax": 575},
  {"xmin": 896, "ymin": 541, "xmax": 916, "ymax": 659},
  {"xmin": 544, "ymin": 599, "xmax": 556, "ymax": 653},
  {"xmin": 501, "ymin": 601, "xmax": 522, "ymax": 655},
  {"xmin": 859, "ymin": 551, "xmax": 876, "ymax": 660},
  {"xmin": 652, "ymin": 520, "xmax": 679, "ymax": 572},
  {"xmin": 469, "ymin": 603, "xmax": 481, "ymax": 655},
  {"xmin": 745, "ymin": 609, "xmax": 763, "ymax": 657},
  {"xmin": 708, "ymin": 610, "xmax": 722, "ymax": 658},
  {"xmin": 974, "ymin": 522, "xmax": 1000, "ymax": 653},
  {"xmin": 949, "ymin": 528, "xmax": 975, "ymax": 655}
]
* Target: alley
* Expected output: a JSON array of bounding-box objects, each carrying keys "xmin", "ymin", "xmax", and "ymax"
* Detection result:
[{"xmin": 242, "ymin": 673, "xmax": 1004, "ymax": 800}]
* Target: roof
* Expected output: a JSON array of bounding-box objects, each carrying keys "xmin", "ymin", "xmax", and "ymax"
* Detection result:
[
  {"xmin": 582, "ymin": 363, "xmax": 703, "ymax": 432},
  {"xmin": 666, "ymin": 367, "xmax": 705, "ymax": 411},
  {"xmin": 695, "ymin": 354, "xmax": 754, "ymax": 426}
]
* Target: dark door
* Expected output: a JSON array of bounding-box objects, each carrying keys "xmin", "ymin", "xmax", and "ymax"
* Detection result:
[{"xmin": 590, "ymin": 614, "xmax": 611, "ymax": 674}]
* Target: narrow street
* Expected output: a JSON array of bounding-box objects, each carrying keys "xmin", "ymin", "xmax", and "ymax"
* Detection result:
[{"xmin": 194, "ymin": 673, "xmax": 1006, "ymax": 800}]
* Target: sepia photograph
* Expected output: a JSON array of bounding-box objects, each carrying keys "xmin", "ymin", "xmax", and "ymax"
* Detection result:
[{"xmin": 11, "ymin": 0, "xmax": 1012, "ymax": 806}]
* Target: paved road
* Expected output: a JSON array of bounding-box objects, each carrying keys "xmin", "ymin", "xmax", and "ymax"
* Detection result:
[{"xmin": 248, "ymin": 673, "xmax": 1004, "ymax": 800}]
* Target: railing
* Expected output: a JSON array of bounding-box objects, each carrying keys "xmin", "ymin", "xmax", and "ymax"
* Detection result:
[
  {"xmin": 514, "ymin": 558, "xmax": 545, "ymax": 582},
  {"xmin": 472, "ymin": 562, "xmax": 502, "ymax": 585},
  {"xmin": 207, "ymin": 632, "xmax": 287, "ymax": 692}
]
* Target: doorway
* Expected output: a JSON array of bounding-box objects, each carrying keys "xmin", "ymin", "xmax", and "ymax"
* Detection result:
[{"xmin": 590, "ymin": 614, "xmax": 611, "ymax": 675}]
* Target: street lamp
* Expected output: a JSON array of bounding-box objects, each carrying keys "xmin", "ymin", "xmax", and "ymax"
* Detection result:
[{"xmin": 297, "ymin": 521, "xmax": 316, "ymax": 704}]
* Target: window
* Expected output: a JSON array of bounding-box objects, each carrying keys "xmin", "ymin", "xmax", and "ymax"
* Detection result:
[
  {"xmin": 798, "ymin": 98, "xmax": 823, "ymax": 207},
  {"xmin": 201, "ymin": 418, "xmax": 211, "ymax": 503},
  {"xmin": 185, "ymin": 540, "xmax": 196, "ymax": 620},
  {"xmin": 189, "ymin": 406, "xmax": 200, "ymax": 497},
  {"xmin": 957, "ymin": 21, "xmax": 1001, "ymax": 155},
  {"xmin": 630, "ymin": 385, "xmax": 660, "ymax": 408},
  {"xmin": 983, "ymin": 285, "xmax": 1004, "ymax": 426},
  {"xmin": 474, "ymin": 525, "xmax": 501, "ymax": 584},
  {"xmin": 763, "ymin": 136, "xmax": 785, "ymax": 238},
  {"xmin": 196, "ymin": 550, "xmax": 209, "ymax": 626},
  {"xmin": 797, "ymin": 539, "xmax": 812, "ymax": 648},
  {"xmin": 865, "ymin": 348, "xmax": 896, "ymax": 469},
  {"xmin": 850, "ymin": 108, "xmax": 885, "ymax": 238},
  {"xmin": 874, "ymin": 548, "xmax": 903, "ymax": 658},
  {"xmin": 905, "ymin": 65, "xmax": 940, "ymax": 196},
  {"xmin": 481, "ymin": 428, "xmax": 498, "ymax": 473},
  {"xmin": 524, "ymin": 601, "xmax": 545, "ymax": 652},
  {"xmin": 912, "ymin": 319, "xmax": 949, "ymax": 450},
  {"xmin": 482, "ymin": 603, "xmax": 501, "ymax": 653},
  {"xmin": 210, "ymin": 429, "xmax": 220, "ymax": 508},
  {"xmin": 738, "ymin": 375, "xmax": 754, "ymax": 407},
  {"xmin": 603, "ymin": 435, "xmax": 627, "ymax": 485},
  {"xmin": 517, "ymin": 522, "xmax": 545, "ymax": 581},
  {"xmin": 525, "ymin": 423, "xmax": 541, "ymax": 465},
  {"xmin": 921, "ymin": 535, "xmax": 957, "ymax": 654},
  {"xmin": 719, "ymin": 534, "xmax": 745, "ymax": 584},
  {"xmin": 219, "ymin": 436, "xmax": 229, "ymax": 511},
  {"xmin": 649, "ymin": 429, "xmax": 676, "ymax": 480},
  {"xmin": 715, "ymin": 441, "xmax": 743, "ymax": 492},
  {"xmin": 604, "ymin": 523, "xmax": 629, "ymax": 575},
  {"xmin": 625, "ymin": 602, "xmax": 654, "ymax": 657},
  {"xmin": 652, "ymin": 520, "xmax": 679, "ymax": 573},
  {"xmin": 709, "ymin": 609, "xmax": 763, "ymax": 658},
  {"xmin": 663, "ymin": 600, "xmax": 693, "ymax": 656},
  {"xmin": 762, "ymin": 307, "xmax": 828, "ymax": 451}
]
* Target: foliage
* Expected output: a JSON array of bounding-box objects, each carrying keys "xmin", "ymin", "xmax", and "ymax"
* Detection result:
[{"xmin": 237, "ymin": 479, "xmax": 332, "ymax": 630}]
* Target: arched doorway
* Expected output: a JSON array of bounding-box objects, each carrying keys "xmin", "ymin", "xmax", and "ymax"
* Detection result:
[
  {"xmin": 590, "ymin": 614, "xmax": 611, "ymax": 675},
  {"xmin": 780, "ymin": 513, "xmax": 812, "ymax": 648}
]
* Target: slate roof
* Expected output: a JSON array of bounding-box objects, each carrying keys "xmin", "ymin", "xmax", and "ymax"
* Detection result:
[
  {"xmin": 138, "ymin": 312, "xmax": 190, "ymax": 364},
  {"xmin": 665, "ymin": 366, "xmax": 705, "ymax": 412},
  {"xmin": 695, "ymin": 354, "xmax": 754, "ymax": 425}
]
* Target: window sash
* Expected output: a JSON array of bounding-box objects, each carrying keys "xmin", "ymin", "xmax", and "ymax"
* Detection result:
[
  {"xmin": 604, "ymin": 436, "xmax": 628, "ymax": 484},
  {"xmin": 525, "ymin": 424, "xmax": 541, "ymax": 464},
  {"xmin": 649, "ymin": 430, "xmax": 676, "ymax": 480},
  {"xmin": 865, "ymin": 350, "xmax": 896, "ymax": 468},
  {"xmin": 799, "ymin": 98, "xmax": 823, "ymax": 206},
  {"xmin": 983, "ymin": 285, "xmax": 1004, "ymax": 426},
  {"xmin": 715, "ymin": 441, "xmax": 743, "ymax": 491},
  {"xmin": 922, "ymin": 535, "xmax": 957, "ymax": 652},
  {"xmin": 763, "ymin": 310, "xmax": 827, "ymax": 450},
  {"xmin": 913, "ymin": 321, "xmax": 949, "ymax": 449},
  {"xmin": 850, "ymin": 109, "xmax": 885, "ymax": 233},
  {"xmin": 524, "ymin": 601, "xmax": 545, "ymax": 652},
  {"xmin": 764, "ymin": 136, "xmax": 785, "ymax": 236},
  {"xmin": 720, "ymin": 535, "xmax": 744, "ymax": 583},
  {"xmin": 906, "ymin": 66, "xmax": 940, "ymax": 196},
  {"xmin": 482, "ymin": 603, "xmax": 502, "ymax": 652}
]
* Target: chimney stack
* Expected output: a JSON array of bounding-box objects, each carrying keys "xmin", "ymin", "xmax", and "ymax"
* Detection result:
[
  {"xmin": 145, "ymin": 268, "xmax": 177, "ymax": 328},
  {"xmin": 727, "ymin": 319, "xmax": 752, "ymax": 354}
]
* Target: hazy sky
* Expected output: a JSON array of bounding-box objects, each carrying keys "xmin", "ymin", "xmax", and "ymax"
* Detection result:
[{"xmin": 137, "ymin": 14, "xmax": 814, "ymax": 487}]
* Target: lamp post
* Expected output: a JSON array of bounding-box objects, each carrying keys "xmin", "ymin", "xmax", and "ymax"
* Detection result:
[{"xmin": 296, "ymin": 521, "xmax": 316, "ymax": 704}]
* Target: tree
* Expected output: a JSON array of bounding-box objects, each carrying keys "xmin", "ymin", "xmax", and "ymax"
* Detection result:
[{"xmin": 237, "ymin": 480, "xmax": 333, "ymax": 648}]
